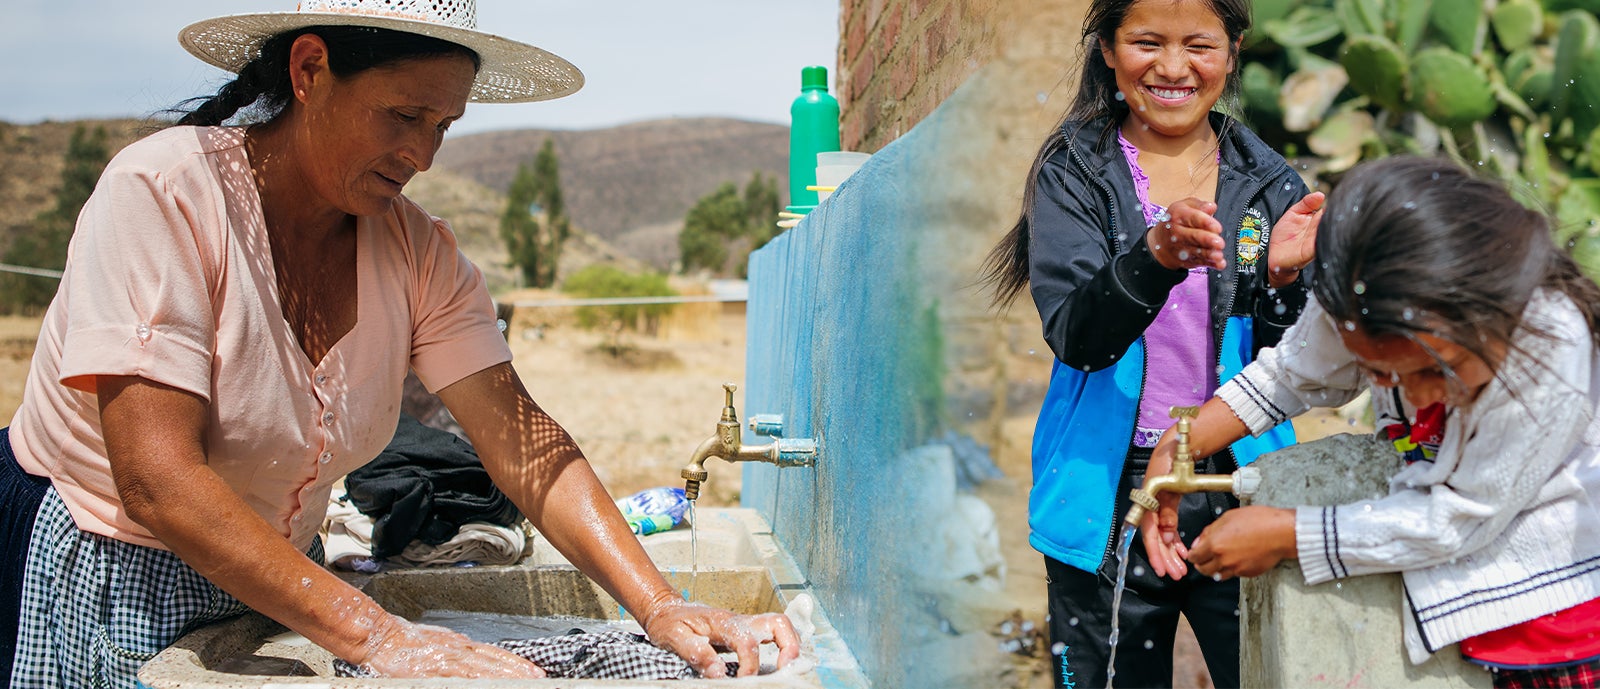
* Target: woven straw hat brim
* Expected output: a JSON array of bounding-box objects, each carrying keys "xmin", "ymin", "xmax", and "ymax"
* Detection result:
[{"xmin": 179, "ymin": 12, "xmax": 583, "ymax": 104}]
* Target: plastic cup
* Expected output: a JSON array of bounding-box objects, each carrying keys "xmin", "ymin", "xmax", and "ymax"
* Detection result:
[{"xmin": 815, "ymin": 151, "xmax": 871, "ymax": 202}]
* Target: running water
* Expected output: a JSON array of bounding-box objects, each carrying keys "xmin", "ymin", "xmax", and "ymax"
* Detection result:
[
  {"xmin": 688, "ymin": 498, "xmax": 699, "ymax": 602},
  {"xmin": 1105, "ymin": 526, "xmax": 1137, "ymax": 689}
]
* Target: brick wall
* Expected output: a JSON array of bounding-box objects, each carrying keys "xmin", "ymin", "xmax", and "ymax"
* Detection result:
[{"xmin": 836, "ymin": 0, "xmax": 1002, "ymax": 152}]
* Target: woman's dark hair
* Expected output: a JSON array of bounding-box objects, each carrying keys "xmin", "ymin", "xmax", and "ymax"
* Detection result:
[
  {"xmin": 171, "ymin": 26, "xmax": 481, "ymax": 127},
  {"xmin": 1313, "ymin": 156, "xmax": 1600, "ymax": 385},
  {"xmin": 981, "ymin": 0, "xmax": 1253, "ymax": 308}
]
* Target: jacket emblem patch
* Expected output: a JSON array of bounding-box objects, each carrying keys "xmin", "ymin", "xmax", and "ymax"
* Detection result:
[{"xmin": 1237, "ymin": 207, "xmax": 1268, "ymax": 269}]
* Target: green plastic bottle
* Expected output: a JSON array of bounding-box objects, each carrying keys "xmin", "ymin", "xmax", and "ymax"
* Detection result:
[{"xmin": 788, "ymin": 66, "xmax": 841, "ymax": 211}]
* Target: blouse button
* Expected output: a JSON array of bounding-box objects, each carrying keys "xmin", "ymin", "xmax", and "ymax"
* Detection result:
[
  {"xmin": 319, "ymin": 451, "xmax": 333, "ymax": 464},
  {"xmin": 322, "ymin": 412, "xmax": 335, "ymax": 425},
  {"xmin": 315, "ymin": 374, "xmax": 328, "ymax": 385}
]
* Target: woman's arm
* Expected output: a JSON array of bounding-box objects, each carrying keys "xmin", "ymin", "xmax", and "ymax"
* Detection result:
[
  {"xmin": 435, "ymin": 362, "xmax": 799, "ymax": 677},
  {"xmin": 97, "ymin": 375, "xmax": 545, "ymax": 678}
]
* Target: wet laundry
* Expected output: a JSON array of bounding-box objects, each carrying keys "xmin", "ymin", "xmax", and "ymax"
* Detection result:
[
  {"xmin": 334, "ymin": 629, "xmax": 738, "ymax": 679},
  {"xmin": 343, "ymin": 414, "xmax": 523, "ymax": 559},
  {"xmin": 321, "ymin": 498, "xmax": 527, "ymax": 571}
]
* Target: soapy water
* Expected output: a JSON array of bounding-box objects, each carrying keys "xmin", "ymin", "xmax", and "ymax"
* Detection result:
[{"xmin": 414, "ymin": 610, "xmax": 641, "ymax": 644}]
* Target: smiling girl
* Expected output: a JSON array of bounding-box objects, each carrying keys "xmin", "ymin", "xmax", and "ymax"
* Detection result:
[
  {"xmin": 981, "ymin": 0, "xmax": 1325, "ymax": 685},
  {"xmin": 1140, "ymin": 156, "xmax": 1600, "ymax": 688}
]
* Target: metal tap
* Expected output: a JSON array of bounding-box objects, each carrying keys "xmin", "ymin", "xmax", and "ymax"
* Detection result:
[
  {"xmin": 1124, "ymin": 406, "xmax": 1261, "ymax": 528},
  {"xmin": 680, "ymin": 383, "xmax": 818, "ymax": 499}
]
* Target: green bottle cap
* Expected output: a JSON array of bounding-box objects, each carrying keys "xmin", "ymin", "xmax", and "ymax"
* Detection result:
[{"xmin": 801, "ymin": 65, "xmax": 829, "ymax": 91}]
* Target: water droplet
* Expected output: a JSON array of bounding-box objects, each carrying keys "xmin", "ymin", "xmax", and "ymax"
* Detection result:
[
  {"xmin": 1143, "ymin": 639, "xmax": 1155, "ymax": 649},
  {"xmin": 1052, "ymin": 642, "xmax": 1067, "ymax": 655},
  {"xmin": 1335, "ymin": 582, "xmax": 1343, "ymax": 589},
  {"xmin": 1283, "ymin": 182, "xmax": 1293, "ymax": 191},
  {"xmin": 1274, "ymin": 303, "xmax": 1288, "ymax": 315},
  {"xmin": 1403, "ymin": 308, "xmax": 1415, "ymax": 320},
  {"xmin": 1115, "ymin": 91, "xmax": 1126, "ymax": 101},
  {"xmin": 1362, "ymin": 504, "xmax": 1373, "ymax": 512},
  {"xmin": 136, "ymin": 322, "xmax": 152, "ymax": 342},
  {"xmin": 1212, "ymin": 573, "xmax": 1224, "ymax": 581},
  {"xmin": 1214, "ymin": 506, "xmax": 1224, "ymax": 515},
  {"xmin": 1068, "ymin": 617, "xmax": 1080, "ymax": 627},
  {"xmin": 1352, "ymin": 281, "xmax": 1367, "ymax": 295},
  {"xmin": 1028, "ymin": 348, "xmax": 1036, "ymax": 355},
  {"xmin": 301, "ymin": 577, "xmax": 312, "ymax": 588},
  {"xmin": 1343, "ymin": 320, "xmax": 1356, "ymax": 331},
  {"xmin": 1133, "ymin": 565, "xmax": 1146, "ymax": 576},
  {"xmin": 1215, "ymin": 364, "xmax": 1225, "ymax": 374}
]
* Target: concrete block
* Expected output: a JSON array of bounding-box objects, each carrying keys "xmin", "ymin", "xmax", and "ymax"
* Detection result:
[{"xmin": 1241, "ymin": 434, "xmax": 1492, "ymax": 689}]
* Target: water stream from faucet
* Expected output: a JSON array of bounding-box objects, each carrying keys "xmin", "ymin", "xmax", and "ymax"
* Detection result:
[
  {"xmin": 688, "ymin": 498, "xmax": 700, "ymax": 602},
  {"xmin": 1106, "ymin": 525, "xmax": 1136, "ymax": 689}
]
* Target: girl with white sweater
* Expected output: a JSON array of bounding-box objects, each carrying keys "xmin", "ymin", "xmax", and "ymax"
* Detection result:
[{"xmin": 1137, "ymin": 155, "xmax": 1600, "ymax": 687}]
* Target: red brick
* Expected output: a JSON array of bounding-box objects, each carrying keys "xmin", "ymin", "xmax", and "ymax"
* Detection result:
[
  {"xmin": 843, "ymin": 11, "xmax": 867, "ymax": 65},
  {"xmin": 890, "ymin": 48, "xmax": 920, "ymax": 99},
  {"xmin": 882, "ymin": 2, "xmax": 904, "ymax": 53},
  {"xmin": 850, "ymin": 46, "xmax": 876, "ymax": 101}
]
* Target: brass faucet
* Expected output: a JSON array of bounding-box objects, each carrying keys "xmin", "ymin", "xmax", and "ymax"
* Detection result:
[
  {"xmin": 1123, "ymin": 406, "xmax": 1260, "ymax": 528},
  {"xmin": 680, "ymin": 383, "xmax": 818, "ymax": 499}
]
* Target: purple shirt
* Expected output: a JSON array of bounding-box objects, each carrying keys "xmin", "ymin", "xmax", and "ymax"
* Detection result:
[{"xmin": 1118, "ymin": 131, "xmax": 1215, "ymax": 447}]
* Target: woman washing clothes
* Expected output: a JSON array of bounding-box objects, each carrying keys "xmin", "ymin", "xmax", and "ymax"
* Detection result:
[{"xmin": 0, "ymin": 2, "xmax": 797, "ymax": 686}]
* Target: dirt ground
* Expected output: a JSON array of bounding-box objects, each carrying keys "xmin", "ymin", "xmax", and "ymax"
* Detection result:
[{"xmin": 0, "ymin": 306, "xmax": 1371, "ymax": 687}]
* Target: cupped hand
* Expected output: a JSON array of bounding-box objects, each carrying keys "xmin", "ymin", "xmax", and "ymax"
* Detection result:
[
  {"xmin": 1266, "ymin": 191, "xmax": 1325, "ymax": 288},
  {"xmin": 1139, "ymin": 431, "xmax": 1190, "ymax": 580},
  {"xmin": 643, "ymin": 598, "xmax": 801, "ymax": 678},
  {"xmin": 1188, "ymin": 505, "xmax": 1297, "ymax": 580},
  {"xmin": 353, "ymin": 614, "xmax": 546, "ymax": 678},
  {"xmin": 1148, "ymin": 197, "xmax": 1226, "ymax": 272}
]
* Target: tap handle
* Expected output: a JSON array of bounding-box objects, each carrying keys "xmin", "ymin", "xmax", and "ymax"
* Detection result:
[
  {"xmin": 719, "ymin": 383, "xmax": 739, "ymax": 424},
  {"xmin": 723, "ymin": 382, "xmax": 737, "ymax": 405},
  {"xmin": 1170, "ymin": 405, "xmax": 1198, "ymax": 462}
]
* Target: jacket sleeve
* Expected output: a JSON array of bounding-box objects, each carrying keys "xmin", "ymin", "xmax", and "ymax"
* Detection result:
[
  {"xmin": 1250, "ymin": 169, "xmax": 1313, "ymax": 349},
  {"xmin": 1217, "ymin": 299, "xmax": 1368, "ymax": 435},
  {"xmin": 1294, "ymin": 294, "xmax": 1595, "ymax": 583},
  {"xmin": 1028, "ymin": 151, "xmax": 1187, "ymax": 372}
]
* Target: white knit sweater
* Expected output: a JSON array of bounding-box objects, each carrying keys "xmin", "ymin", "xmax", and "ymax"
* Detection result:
[{"xmin": 1219, "ymin": 291, "xmax": 1600, "ymax": 664}]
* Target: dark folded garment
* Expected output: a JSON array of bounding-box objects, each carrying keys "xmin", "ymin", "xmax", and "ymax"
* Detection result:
[
  {"xmin": 345, "ymin": 414, "xmax": 523, "ymax": 559},
  {"xmin": 334, "ymin": 629, "xmax": 739, "ymax": 679}
]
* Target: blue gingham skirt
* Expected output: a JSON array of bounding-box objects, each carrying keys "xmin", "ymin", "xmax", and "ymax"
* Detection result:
[{"xmin": 9, "ymin": 487, "xmax": 322, "ymax": 689}]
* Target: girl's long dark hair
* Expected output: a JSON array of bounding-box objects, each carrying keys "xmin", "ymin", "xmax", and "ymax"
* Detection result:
[
  {"xmin": 1313, "ymin": 156, "xmax": 1600, "ymax": 377},
  {"xmin": 169, "ymin": 26, "xmax": 481, "ymax": 127},
  {"xmin": 981, "ymin": 0, "xmax": 1252, "ymax": 308}
]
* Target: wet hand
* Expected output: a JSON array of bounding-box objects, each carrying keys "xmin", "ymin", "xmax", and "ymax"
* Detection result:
[
  {"xmin": 643, "ymin": 598, "xmax": 800, "ymax": 677},
  {"xmin": 353, "ymin": 614, "xmax": 546, "ymax": 678},
  {"xmin": 1266, "ymin": 191, "xmax": 1325, "ymax": 288},
  {"xmin": 1148, "ymin": 197, "xmax": 1226, "ymax": 272},
  {"xmin": 1187, "ymin": 506, "xmax": 1297, "ymax": 580},
  {"xmin": 1139, "ymin": 431, "xmax": 1189, "ymax": 580}
]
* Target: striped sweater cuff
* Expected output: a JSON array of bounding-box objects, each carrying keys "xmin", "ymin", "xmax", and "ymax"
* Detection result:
[
  {"xmin": 1296, "ymin": 506, "xmax": 1343, "ymax": 585},
  {"xmin": 1218, "ymin": 376, "xmax": 1288, "ymax": 436}
]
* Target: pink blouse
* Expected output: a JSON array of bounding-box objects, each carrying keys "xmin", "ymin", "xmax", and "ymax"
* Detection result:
[{"xmin": 9, "ymin": 126, "xmax": 512, "ymax": 551}]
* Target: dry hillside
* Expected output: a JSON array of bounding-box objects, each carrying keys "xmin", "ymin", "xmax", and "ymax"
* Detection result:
[{"xmin": 432, "ymin": 117, "xmax": 790, "ymax": 268}]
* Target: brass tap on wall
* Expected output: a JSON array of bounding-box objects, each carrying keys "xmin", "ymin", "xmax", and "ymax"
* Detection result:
[
  {"xmin": 680, "ymin": 383, "xmax": 818, "ymax": 500},
  {"xmin": 1123, "ymin": 406, "xmax": 1260, "ymax": 528}
]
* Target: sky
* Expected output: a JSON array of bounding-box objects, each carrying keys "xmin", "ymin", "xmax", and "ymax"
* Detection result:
[{"xmin": 0, "ymin": 1, "xmax": 840, "ymax": 136}]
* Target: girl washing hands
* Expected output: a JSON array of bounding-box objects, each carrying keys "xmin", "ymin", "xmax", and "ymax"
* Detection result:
[{"xmin": 1140, "ymin": 155, "xmax": 1600, "ymax": 688}]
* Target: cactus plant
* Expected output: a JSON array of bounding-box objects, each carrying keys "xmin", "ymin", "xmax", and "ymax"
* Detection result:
[
  {"xmin": 1341, "ymin": 35, "xmax": 1410, "ymax": 110},
  {"xmin": 1491, "ymin": 0, "xmax": 1544, "ymax": 51},
  {"xmin": 1429, "ymin": 0, "xmax": 1488, "ymax": 54},
  {"xmin": 1409, "ymin": 48, "xmax": 1498, "ymax": 126}
]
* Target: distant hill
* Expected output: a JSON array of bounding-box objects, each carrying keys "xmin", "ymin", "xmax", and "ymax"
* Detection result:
[
  {"xmin": 1, "ymin": 116, "xmax": 790, "ymax": 274},
  {"xmin": 433, "ymin": 117, "xmax": 790, "ymax": 268}
]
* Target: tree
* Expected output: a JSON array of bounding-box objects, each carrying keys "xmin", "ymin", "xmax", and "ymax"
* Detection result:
[
  {"xmin": 0, "ymin": 125, "xmax": 110, "ymax": 314},
  {"xmin": 561, "ymin": 264, "xmax": 677, "ymax": 334},
  {"xmin": 677, "ymin": 171, "xmax": 782, "ymax": 277},
  {"xmin": 498, "ymin": 138, "xmax": 569, "ymax": 288}
]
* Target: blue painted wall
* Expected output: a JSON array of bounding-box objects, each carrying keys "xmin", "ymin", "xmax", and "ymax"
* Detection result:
[{"xmin": 742, "ymin": 124, "xmax": 953, "ymax": 688}]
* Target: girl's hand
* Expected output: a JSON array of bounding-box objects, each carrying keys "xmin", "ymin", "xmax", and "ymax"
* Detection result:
[
  {"xmin": 642, "ymin": 598, "xmax": 801, "ymax": 677},
  {"xmin": 1187, "ymin": 506, "xmax": 1297, "ymax": 579},
  {"xmin": 1266, "ymin": 191, "xmax": 1326, "ymax": 288},
  {"xmin": 1148, "ymin": 197, "xmax": 1226, "ymax": 271},
  {"xmin": 1139, "ymin": 430, "xmax": 1190, "ymax": 580},
  {"xmin": 355, "ymin": 614, "xmax": 546, "ymax": 678}
]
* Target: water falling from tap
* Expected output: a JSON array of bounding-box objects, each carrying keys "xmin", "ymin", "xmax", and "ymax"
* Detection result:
[
  {"xmin": 688, "ymin": 498, "xmax": 699, "ymax": 602},
  {"xmin": 1106, "ymin": 525, "xmax": 1137, "ymax": 689}
]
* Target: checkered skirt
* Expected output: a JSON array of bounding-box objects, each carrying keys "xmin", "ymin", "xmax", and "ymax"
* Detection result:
[{"xmin": 10, "ymin": 489, "xmax": 321, "ymax": 688}]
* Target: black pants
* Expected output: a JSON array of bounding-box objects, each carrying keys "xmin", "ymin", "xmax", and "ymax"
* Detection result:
[
  {"xmin": 0, "ymin": 428, "xmax": 52, "ymax": 687},
  {"xmin": 1046, "ymin": 448, "xmax": 1241, "ymax": 689}
]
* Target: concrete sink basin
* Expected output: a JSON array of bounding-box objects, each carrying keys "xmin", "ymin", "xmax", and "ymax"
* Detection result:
[{"xmin": 136, "ymin": 508, "xmax": 867, "ymax": 688}]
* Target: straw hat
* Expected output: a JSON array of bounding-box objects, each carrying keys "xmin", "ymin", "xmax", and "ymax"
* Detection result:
[{"xmin": 178, "ymin": 0, "xmax": 583, "ymax": 103}]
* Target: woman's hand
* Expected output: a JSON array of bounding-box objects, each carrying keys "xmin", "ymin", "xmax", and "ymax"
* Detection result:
[
  {"xmin": 1139, "ymin": 430, "xmax": 1190, "ymax": 580},
  {"xmin": 642, "ymin": 598, "xmax": 801, "ymax": 678},
  {"xmin": 1148, "ymin": 197, "xmax": 1226, "ymax": 271},
  {"xmin": 1187, "ymin": 505, "xmax": 1297, "ymax": 579},
  {"xmin": 1266, "ymin": 191, "xmax": 1326, "ymax": 288},
  {"xmin": 354, "ymin": 614, "xmax": 547, "ymax": 678}
]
